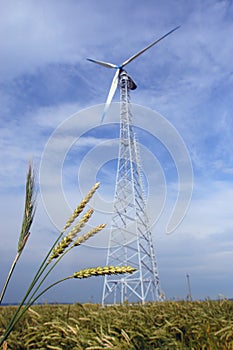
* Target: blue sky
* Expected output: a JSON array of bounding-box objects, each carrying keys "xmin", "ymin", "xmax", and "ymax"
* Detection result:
[{"xmin": 0, "ymin": 0, "xmax": 233, "ymax": 303}]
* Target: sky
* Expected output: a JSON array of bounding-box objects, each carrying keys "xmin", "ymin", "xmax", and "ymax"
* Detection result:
[{"xmin": 0, "ymin": 0, "xmax": 233, "ymax": 304}]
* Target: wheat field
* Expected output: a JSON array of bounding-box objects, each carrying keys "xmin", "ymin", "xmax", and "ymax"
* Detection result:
[{"xmin": 0, "ymin": 300, "xmax": 233, "ymax": 349}]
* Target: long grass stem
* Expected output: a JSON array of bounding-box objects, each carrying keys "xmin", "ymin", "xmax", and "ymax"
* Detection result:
[{"xmin": 0, "ymin": 253, "xmax": 20, "ymax": 304}]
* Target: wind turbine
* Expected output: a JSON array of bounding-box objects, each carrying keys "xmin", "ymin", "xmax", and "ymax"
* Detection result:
[
  {"xmin": 87, "ymin": 25, "xmax": 180, "ymax": 123},
  {"xmin": 87, "ymin": 27, "xmax": 180, "ymax": 304}
]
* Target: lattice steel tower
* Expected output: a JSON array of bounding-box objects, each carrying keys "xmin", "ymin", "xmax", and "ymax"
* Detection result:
[
  {"xmin": 87, "ymin": 26, "xmax": 180, "ymax": 304},
  {"xmin": 102, "ymin": 70, "xmax": 161, "ymax": 304}
]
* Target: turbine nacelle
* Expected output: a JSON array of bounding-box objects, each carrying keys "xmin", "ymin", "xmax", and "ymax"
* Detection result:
[
  {"xmin": 87, "ymin": 25, "xmax": 180, "ymax": 123},
  {"xmin": 119, "ymin": 70, "xmax": 137, "ymax": 90}
]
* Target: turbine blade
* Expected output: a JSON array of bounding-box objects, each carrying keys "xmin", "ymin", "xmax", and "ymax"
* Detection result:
[
  {"xmin": 122, "ymin": 25, "xmax": 180, "ymax": 67},
  {"xmin": 87, "ymin": 58, "xmax": 117, "ymax": 69},
  {"xmin": 101, "ymin": 69, "xmax": 119, "ymax": 124}
]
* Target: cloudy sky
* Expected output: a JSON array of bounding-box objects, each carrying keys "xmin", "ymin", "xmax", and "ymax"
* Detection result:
[{"xmin": 0, "ymin": 0, "xmax": 232, "ymax": 304}]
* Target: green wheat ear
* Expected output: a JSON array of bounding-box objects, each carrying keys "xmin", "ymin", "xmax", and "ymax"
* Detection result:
[
  {"xmin": 0, "ymin": 162, "xmax": 36, "ymax": 305},
  {"xmin": 18, "ymin": 162, "xmax": 36, "ymax": 252}
]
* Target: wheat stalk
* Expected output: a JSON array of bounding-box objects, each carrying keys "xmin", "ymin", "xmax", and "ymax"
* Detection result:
[
  {"xmin": 0, "ymin": 163, "xmax": 36, "ymax": 304},
  {"xmin": 0, "ymin": 176, "xmax": 136, "ymax": 347},
  {"xmin": 21, "ymin": 266, "xmax": 136, "ymax": 305}
]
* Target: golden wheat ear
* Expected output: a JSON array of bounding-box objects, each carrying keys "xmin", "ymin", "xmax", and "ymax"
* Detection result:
[
  {"xmin": 62, "ymin": 182, "xmax": 100, "ymax": 232},
  {"xmin": 48, "ymin": 208, "xmax": 94, "ymax": 262},
  {"xmin": 72, "ymin": 266, "xmax": 136, "ymax": 279}
]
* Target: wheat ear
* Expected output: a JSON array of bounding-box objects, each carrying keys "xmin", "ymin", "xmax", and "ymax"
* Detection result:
[
  {"xmin": 0, "ymin": 163, "xmax": 36, "ymax": 304},
  {"xmin": 62, "ymin": 182, "xmax": 100, "ymax": 232},
  {"xmin": 72, "ymin": 266, "xmax": 136, "ymax": 279},
  {"xmin": 48, "ymin": 208, "xmax": 94, "ymax": 262},
  {"xmin": 72, "ymin": 223, "xmax": 106, "ymax": 247},
  {"xmin": 18, "ymin": 162, "xmax": 36, "ymax": 252}
]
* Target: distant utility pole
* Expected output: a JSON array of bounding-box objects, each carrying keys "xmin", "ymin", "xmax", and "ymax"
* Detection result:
[{"xmin": 186, "ymin": 274, "xmax": 192, "ymax": 301}]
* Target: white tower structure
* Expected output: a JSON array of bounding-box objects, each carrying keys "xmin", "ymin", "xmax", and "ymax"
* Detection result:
[{"xmin": 102, "ymin": 70, "xmax": 161, "ymax": 304}]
